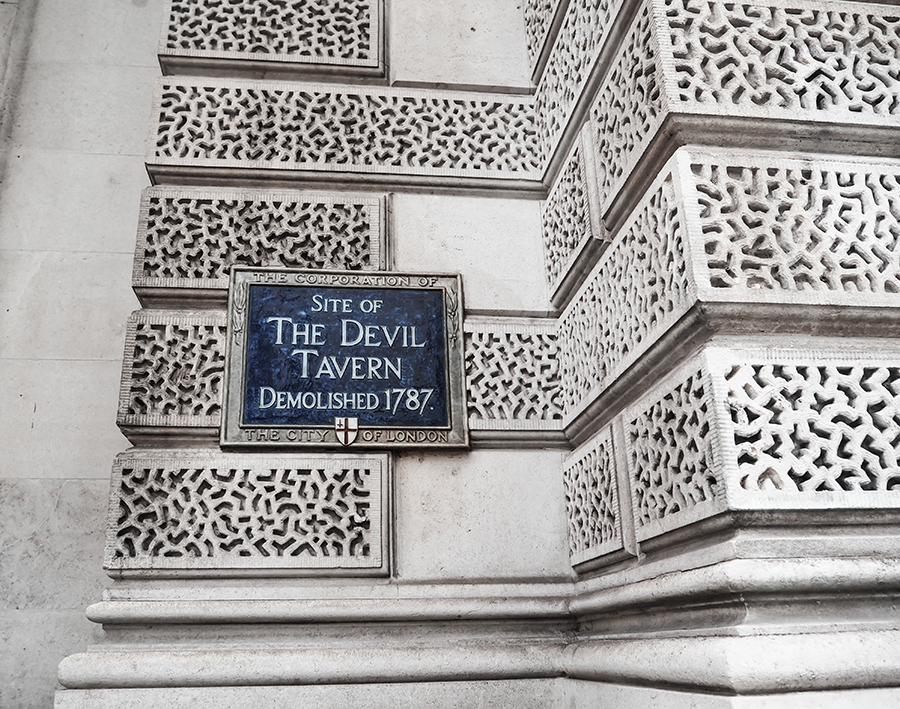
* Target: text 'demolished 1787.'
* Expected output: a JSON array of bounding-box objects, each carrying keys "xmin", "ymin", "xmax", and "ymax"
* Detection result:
[{"xmin": 222, "ymin": 268, "xmax": 468, "ymax": 448}]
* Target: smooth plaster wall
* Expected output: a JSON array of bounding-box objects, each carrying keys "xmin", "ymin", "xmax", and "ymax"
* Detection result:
[
  {"xmin": 0, "ymin": 0, "xmax": 164, "ymax": 706},
  {"xmin": 388, "ymin": 0, "xmax": 531, "ymax": 90}
]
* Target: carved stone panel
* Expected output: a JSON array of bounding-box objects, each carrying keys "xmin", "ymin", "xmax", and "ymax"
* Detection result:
[
  {"xmin": 534, "ymin": 0, "xmax": 625, "ymax": 163},
  {"xmin": 105, "ymin": 450, "xmax": 390, "ymax": 575},
  {"xmin": 558, "ymin": 164, "xmax": 694, "ymax": 422},
  {"xmin": 558, "ymin": 148, "xmax": 900, "ymax": 426},
  {"xmin": 624, "ymin": 359, "xmax": 723, "ymax": 541},
  {"xmin": 159, "ymin": 0, "xmax": 384, "ymax": 77},
  {"xmin": 523, "ymin": 0, "xmax": 568, "ymax": 74},
  {"xmin": 564, "ymin": 424, "xmax": 624, "ymax": 567},
  {"xmin": 619, "ymin": 341, "xmax": 900, "ymax": 542},
  {"xmin": 118, "ymin": 310, "xmax": 227, "ymax": 433},
  {"xmin": 133, "ymin": 188, "xmax": 387, "ymax": 304},
  {"xmin": 118, "ymin": 310, "xmax": 565, "ymax": 446},
  {"xmin": 464, "ymin": 317, "xmax": 564, "ymax": 441},
  {"xmin": 540, "ymin": 128, "xmax": 605, "ymax": 304},
  {"xmin": 147, "ymin": 79, "xmax": 542, "ymax": 189},
  {"xmin": 588, "ymin": 0, "xmax": 900, "ymax": 227}
]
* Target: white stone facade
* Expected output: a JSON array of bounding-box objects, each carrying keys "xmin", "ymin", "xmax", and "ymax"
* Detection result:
[{"xmin": 0, "ymin": 0, "xmax": 898, "ymax": 706}]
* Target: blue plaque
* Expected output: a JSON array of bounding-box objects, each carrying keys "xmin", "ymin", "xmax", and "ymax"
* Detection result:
[{"xmin": 222, "ymin": 268, "xmax": 468, "ymax": 448}]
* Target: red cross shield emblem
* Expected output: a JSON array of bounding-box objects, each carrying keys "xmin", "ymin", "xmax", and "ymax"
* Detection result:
[{"xmin": 334, "ymin": 417, "xmax": 358, "ymax": 446}]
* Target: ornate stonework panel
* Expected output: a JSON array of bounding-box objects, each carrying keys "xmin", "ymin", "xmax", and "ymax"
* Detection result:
[
  {"xmin": 615, "ymin": 342, "xmax": 900, "ymax": 542},
  {"xmin": 106, "ymin": 450, "xmax": 389, "ymax": 574},
  {"xmin": 535, "ymin": 0, "xmax": 624, "ymax": 161},
  {"xmin": 688, "ymin": 152, "xmax": 900, "ymax": 296},
  {"xmin": 524, "ymin": 0, "xmax": 566, "ymax": 71},
  {"xmin": 465, "ymin": 318, "xmax": 563, "ymax": 432},
  {"xmin": 542, "ymin": 135, "xmax": 590, "ymax": 290},
  {"xmin": 540, "ymin": 128, "xmax": 605, "ymax": 302},
  {"xmin": 587, "ymin": 0, "xmax": 900, "ymax": 228},
  {"xmin": 118, "ymin": 311, "xmax": 227, "ymax": 430},
  {"xmin": 558, "ymin": 168, "xmax": 693, "ymax": 420},
  {"xmin": 556, "ymin": 149, "xmax": 900, "ymax": 428},
  {"xmin": 624, "ymin": 362, "xmax": 722, "ymax": 540},
  {"xmin": 720, "ymin": 357, "xmax": 900, "ymax": 495},
  {"xmin": 664, "ymin": 0, "xmax": 900, "ymax": 119},
  {"xmin": 564, "ymin": 425, "xmax": 623, "ymax": 566},
  {"xmin": 134, "ymin": 188, "xmax": 386, "ymax": 298},
  {"xmin": 588, "ymin": 0, "xmax": 664, "ymax": 217},
  {"xmin": 160, "ymin": 0, "xmax": 383, "ymax": 75},
  {"xmin": 118, "ymin": 311, "xmax": 564, "ymax": 442},
  {"xmin": 147, "ymin": 79, "xmax": 542, "ymax": 187}
]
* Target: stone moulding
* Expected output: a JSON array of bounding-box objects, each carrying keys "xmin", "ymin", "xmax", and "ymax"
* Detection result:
[
  {"xmin": 118, "ymin": 310, "xmax": 567, "ymax": 446},
  {"xmin": 540, "ymin": 126, "xmax": 606, "ymax": 307},
  {"xmin": 158, "ymin": 0, "xmax": 385, "ymax": 79},
  {"xmin": 559, "ymin": 147, "xmax": 900, "ymax": 434},
  {"xmin": 105, "ymin": 449, "xmax": 390, "ymax": 576},
  {"xmin": 464, "ymin": 317, "xmax": 566, "ymax": 445},
  {"xmin": 145, "ymin": 78, "xmax": 543, "ymax": 192},
  {"xmin": 132, "ymin": 187, "xmax": 387, "ymax": 306},
  {"xmin": 588, "ymin": 0, "xmax": 900, "ymax": 235}
]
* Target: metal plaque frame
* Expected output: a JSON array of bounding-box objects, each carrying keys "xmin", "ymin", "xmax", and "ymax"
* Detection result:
[{"xmin": 222, "ymin": 267, "xmax": 468, "ymax": 448}]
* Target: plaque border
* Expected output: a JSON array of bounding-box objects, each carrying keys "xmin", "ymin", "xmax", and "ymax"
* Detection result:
[{"xmin": 221, "ymin": 267, "xmax": 469, "ymax": 449}]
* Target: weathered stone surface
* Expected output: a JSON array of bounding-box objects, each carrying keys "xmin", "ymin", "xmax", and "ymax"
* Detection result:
[
  {"xmin": 390, "ymin": 0, "xmax": 530, "ymax": 90},
  {"xmin": 394, "ymin": 449, "xmax": 570, "ymax": 581}
]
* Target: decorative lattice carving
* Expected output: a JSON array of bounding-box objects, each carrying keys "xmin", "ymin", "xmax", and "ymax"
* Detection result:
[
  {"xmin": 588, "ymin": 2, "xmax": 663, "ymax": 214},
  {"xmin": 135, "ymin": 189, "xmax": 385, "ymax": 292},
  {"xmin": 542, "ymin": 137, "xmax": 592, "ymax": 290},
  {"xmin": 725, "ymin": 363, "xmax": 900, "ymax": 493},
  {"xmin": 120, "ymin": 312, "xmax": 564, "ymax": 438},
  {"xmin": 564, "ymin": 427, "xmax": 621, "ymax": 564},
  {"xmin": 524, "ymin": 0, "xmax": 564, "ymax": 69},
  {"xmin": 536, "ymin": 0, "xmax": 621, "ymax": 159},
  {"xmin": 150, "ymin": 80, "xmax": 541, "ymax": 182},
  {"xmin": 627, "ymin": 366, "xmax": 719, "ymax": 530},
  {"xmin": 119, "ymin": 312, "xmax": 226, "ymax": 429},
  {"xmin": 666, "ymin": 0, "xmax": 900, "ymax": 118},
  {"xmin": 162, "ymin": 0, "xmax": 380, "ymax": 71},
  {"xmin": 106, "ymin": 452, "xmax": 387, "ymax": 572},
  {"xmin": 559, "ymin": 173, "xmax": 691, "ymax": 415},
  {"xmin": 465, "ymin": 320, "xmax": 563, "ymax": 426},
  {"xmin": 691, "ymin": 157, "xmax": 900, "ymax": 293}
]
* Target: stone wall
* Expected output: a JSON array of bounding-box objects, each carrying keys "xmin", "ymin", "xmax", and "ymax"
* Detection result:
[
  {"xmin": 0, "ymin": 1, "xmax": 164, "ymax": 707},
  {"xmin": 0, "ymin": 0, "xmax": 894, "ymax": 706}
]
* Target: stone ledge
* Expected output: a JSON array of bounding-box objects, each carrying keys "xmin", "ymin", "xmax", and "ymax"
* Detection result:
[{"xmin": 57, "ymin": 641, "xmax": 567, "ymax": 689}]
